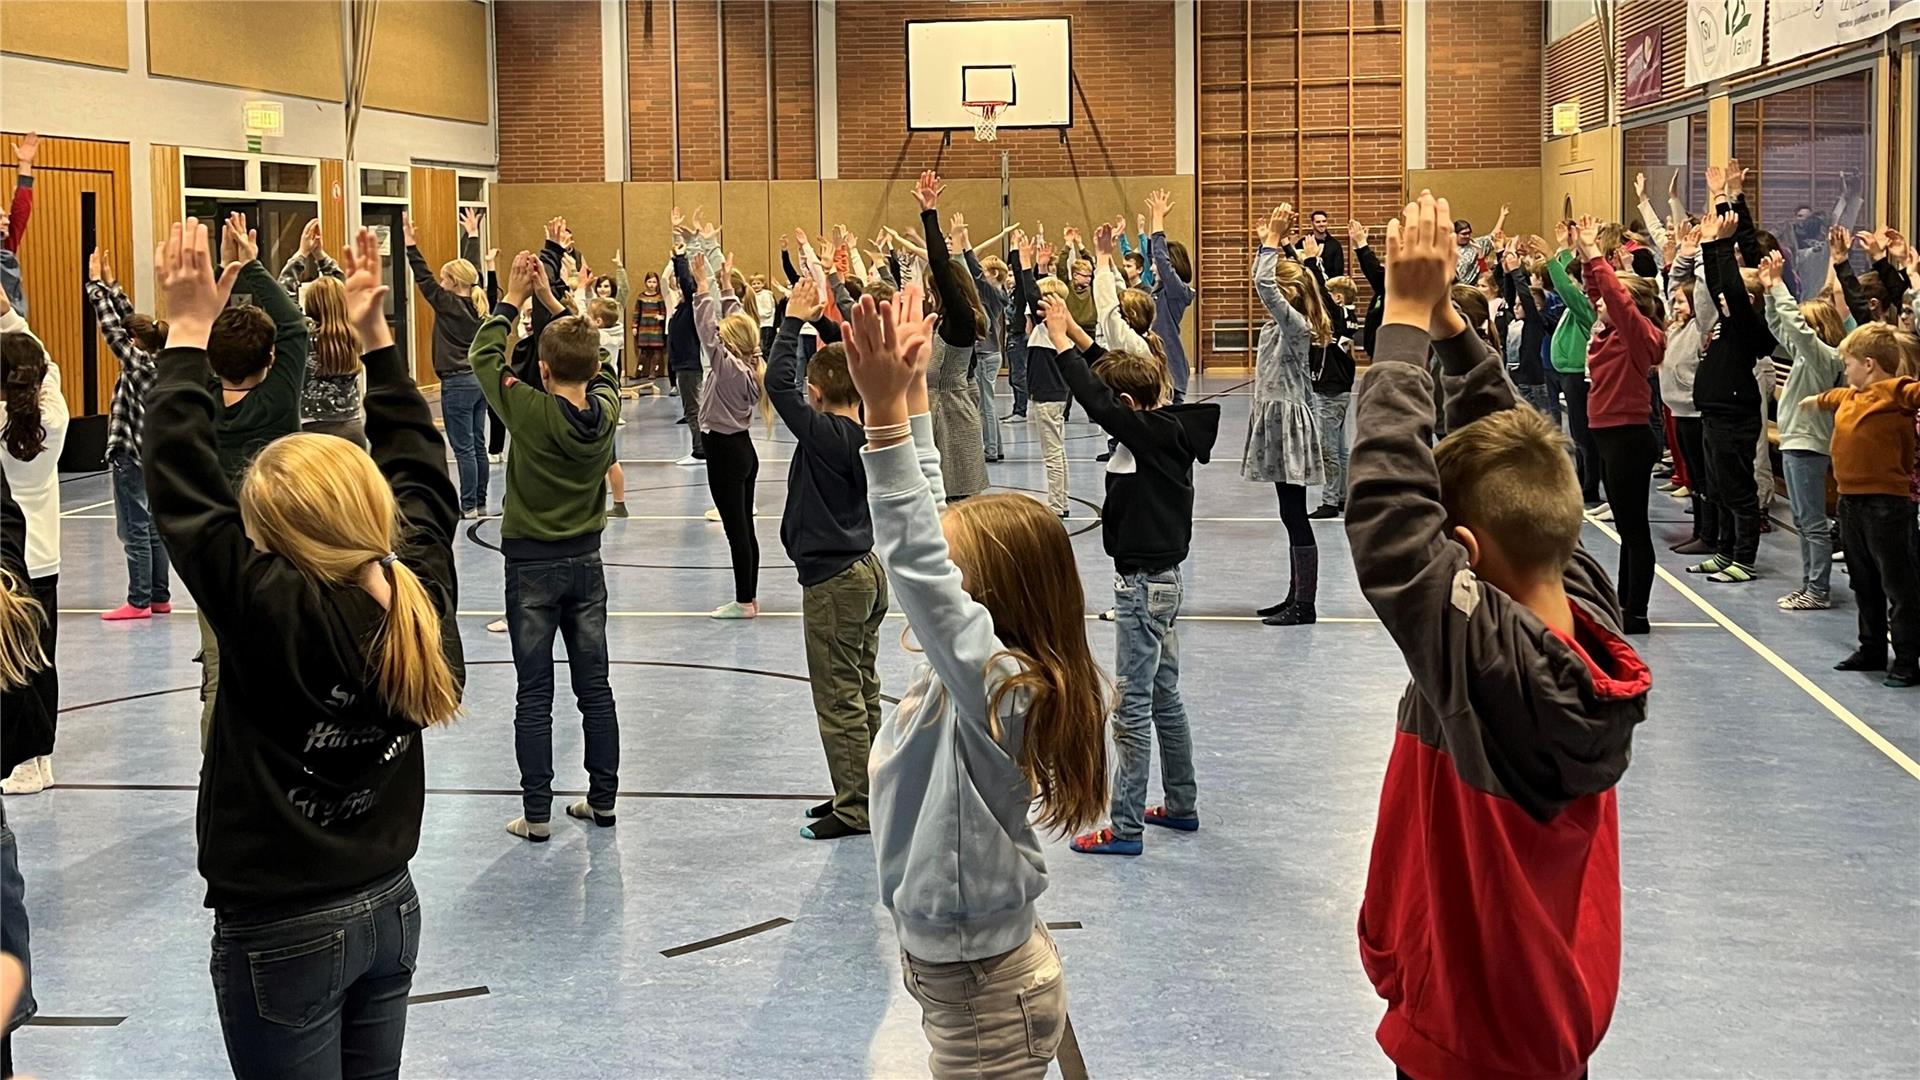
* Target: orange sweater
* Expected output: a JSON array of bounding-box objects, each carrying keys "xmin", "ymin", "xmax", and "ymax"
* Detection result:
[{"xmin": 1815, "ymin": 376, "xmax": 1920, "ymax": 497}]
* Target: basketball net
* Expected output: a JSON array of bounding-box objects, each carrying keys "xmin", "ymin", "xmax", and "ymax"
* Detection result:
[{"xmin": 964, "ymin": 101, "xmax": 1005, "ymax": 142}]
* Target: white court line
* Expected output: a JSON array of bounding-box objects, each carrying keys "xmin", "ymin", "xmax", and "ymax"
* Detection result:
[
  {"xmin": 1585, "ymin": 517, "xmax": 1920, "ymax": 781},
  {"xmin": 60, "ymin": 499, "xmax": 114, "ymax": 516}
]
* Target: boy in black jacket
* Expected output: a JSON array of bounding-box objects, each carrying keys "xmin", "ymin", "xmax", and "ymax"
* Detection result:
[
  {"xmin": 768, "ymin": 279, "xmax": 891, "ymax": 841},
  {"xmin": 1039, "ymin": 298, "xmax": 1222, "ymax": 858}
]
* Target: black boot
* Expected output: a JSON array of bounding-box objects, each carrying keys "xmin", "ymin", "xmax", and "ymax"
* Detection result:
[
  {"xmin": 1257, "ymin": 584, "xmax": 1294, "ymax": 618},
  {"xmin": 1264, "ymin": 546, "xmax": 1319, "ymax": 626}
]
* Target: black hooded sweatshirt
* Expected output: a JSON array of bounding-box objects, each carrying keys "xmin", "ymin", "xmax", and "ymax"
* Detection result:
[{"xmin": 1056, "ymin": 343, "xmax": 1222, "ymax": 573}]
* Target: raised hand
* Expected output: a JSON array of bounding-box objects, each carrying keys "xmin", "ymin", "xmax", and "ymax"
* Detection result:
[
  {"xmin": 912, "ymin": 169, "xmax": 944, "ymax": 211},
  {"xmin": 460, "ymin": 207, "xmax": 483, "ymax": 238},
  {"xmin": 1575, "ymin": 215, "xmax": 1601, "ymax": 259},
  {"xmin": 1062, "ymin": 225, "xmax": 1083, "ymax": 249},
  {"xmin": 1705, "ymin": 164, "xmax": 1726, "ymax": 196},
  {"xmin": 1828, "ymin": 225, "xmax": 1855, "ymax": 263},
  {"xmin": 1635, "ymin": 172, "xmax": 1647, "ymax": 201},
  {"xmin": 1886, "ymin": 228, "xmax": 1911, "ymax": 265},
  {"xmin": 1699, "ymin": 204, "xmax": 1735, "ymax": 242},
  {"xmin": 1010, "ymin": 228, "xmax": 1032, "ymax": 264},
  {"xmin": 671, "ymin": 206, "xmax": 688, "ymax": 235},
  {"xmin": 1756, "ymin": 249, "xmax": 1784, "ymax": 290},
  {"xmin": 301, "ymin": 219, "xmax": 323, "ymax": 258},
  {"xmin": 1501, "ymin": 245, "xmax": 1521, "ymax": 273},
  {"xmin": 1145, "ymin": 189, "xmax": 1173, "ymax": 232},
  {"xmin": 1301, "ymin": 234, "xmax": 1324, "ymax": 262},
  {"xmin": 1523, "ymin": 233, "xmax": 1551, "ymax": 258},
  {"xmin": 698, "ymin": 216, "xmax": 721, "ymax": 243},
  {"xmin": 1678, "ymin": 223, "xmax": 1703, "ymax": 259},
  {"xmin": 224, "ymin": 211, "xmax": 258, "ymax": 265},
  {"xmin": 1348, "ymin": 219, "xmax": 1369, "ymax": 249},
  {"xmin": 720, "ymin": 251, "xmax": 737, "ymax": 288},
  {"xmin": 484, "ymin": 247, "xmax": 499, "ymax": 270},
  {"xmin": 1726, "ymin": 158, "xmax": 1747, "ymax": 195},
  {"xmin": 1136, "ymin": 212, "xmax": 1147, "ymax": 237},
  {"xmin": 1035, "ymin": 239, "xmax": 1055, "ymax": 269},
  {"xmin": 88, "ymin": 248, "xmax": 103, "ymax": 282},
  {"xmin": 1040, "ymin": 295, "xmax": 1076, "ymax": 352},
  {"xmin": 949, "ymin": 212, "xmax": 970, "ymax": 250},
  {"xmin": 1861, "ymin": 228, "xmax": 1889, "ymax": 261},
  {"xmin": 504, "ymin": 251, "xmax": 537, "ymax": 308},
  {"xmin": 545, "ymin": 216, "xmax": 568, "ymax": 246},
  {"xmin": 787, "ymin": 276, "xmax": 825, "ymax": 321},
  {"xmin": 1274, "ymin": 202, "xmax": 1296, "ymax": 241},
  {"xmin": 339, "ymin": 226, "xmax": 394, "ymax": 350},
  {"xmin": 102, "ymin": 249, "xmax": 118, "ymax": 286},
  {"xmin": 1382, "ymin": 191, "xmax": 1454, "ymax": 332},
  {"xmin": 1092, "ymin": 222, "xmax": 1116, "ymax": 257},
  {"xmin": 154, "ymin": 218, "xmax": 242, "ymax": 351},
  {"xmin": 842, "ymin": 295, "xmax": 914, "ymax": 434},
  {"xmin": 402, "ymin": 212, "xmax": 419, "ymax": 248},
  {"xmin": 11, "ymin": 133, "xmax": 37, "ymax": 173}
]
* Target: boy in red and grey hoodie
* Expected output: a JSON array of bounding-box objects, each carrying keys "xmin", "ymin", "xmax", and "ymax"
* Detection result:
[{"xmin": 1348, "ymin": 192, "xmax": 1650, "ymax": 1080}]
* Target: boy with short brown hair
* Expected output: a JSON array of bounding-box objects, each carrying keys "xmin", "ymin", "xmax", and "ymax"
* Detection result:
[{"xmin": 1348, "ymin": 192, "xmax": 1650, "ymax": 1080}]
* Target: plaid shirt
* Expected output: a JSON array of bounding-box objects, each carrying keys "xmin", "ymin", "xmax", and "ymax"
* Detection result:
[{"xmin": 90, "ymin": 281, "xmax": 158, "ymax": 461}]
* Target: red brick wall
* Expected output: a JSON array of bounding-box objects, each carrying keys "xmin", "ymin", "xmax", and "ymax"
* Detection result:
[
  {"xmin": 627, "ymin": 0, "xmax": 676, "ymax": 181},
  {"xmin": 768, "ymin": 0, "xmax": 816, "ymax": 178},
  {"xmin": 495, "ymin": 0, "xmax": 604, "ymax": 184},
  {"xmin": 833, "ymin": 1, "xmax": 1177, "ymax": 180},
  {"xmin": 671, "ymin": 0, "xmax": 723, "ymax": 180},
  {"xmin": 1426, "ymin": 0, "xmax": 1542, "ymax": 170}
]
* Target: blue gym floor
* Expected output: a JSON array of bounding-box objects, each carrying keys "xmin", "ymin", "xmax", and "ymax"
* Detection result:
[{"xmin": 9, "ymin": 372, "xmax": 1918, "ymax": 1077}]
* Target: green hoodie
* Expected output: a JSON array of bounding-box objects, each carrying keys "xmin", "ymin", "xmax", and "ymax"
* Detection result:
[
  {"xmin": 1546, "ymin": 249, "xmax": 1596, "ymax": 375},
  {"xmin": 469, "ymin": 306, "xmax": 620, "ymax": 554}
]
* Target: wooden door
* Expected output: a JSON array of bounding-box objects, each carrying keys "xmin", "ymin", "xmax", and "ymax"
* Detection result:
[{"xmin": 0, "ymin": 134, "xmax": 136, "ymax": 418}]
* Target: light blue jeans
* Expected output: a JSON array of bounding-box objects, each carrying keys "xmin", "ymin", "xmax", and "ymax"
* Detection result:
[
  {"xmin": 1312, "ymin": 390, "xmax": 1351, "ymax": 507},
  {"xmin": 1109, "ymin": 567, "xmax": 1195, "ymax": 840},
  {"xmin": 976, "ymin": 350, "xmax": 1002, "ymax": 458},
  {"xmin": 1781, "ymin": 449, "xmax": 1834, "ymax": 598},
  {"xmin": 439, "ymin": 372, "xmax": 488, "ymax": 513}
]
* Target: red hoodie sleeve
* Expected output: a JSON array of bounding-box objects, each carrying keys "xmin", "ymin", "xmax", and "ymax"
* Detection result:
[{"xmin": 5, "ymin": 180, "xmax": 30, "ymax": 253}]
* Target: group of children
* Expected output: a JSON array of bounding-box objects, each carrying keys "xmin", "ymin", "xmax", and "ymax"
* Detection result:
[{"xmin": 0, "ymin": 138, "xmax": 1913, "ymax": 1079}]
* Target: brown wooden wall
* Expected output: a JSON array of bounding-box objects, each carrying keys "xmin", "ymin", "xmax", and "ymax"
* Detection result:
[
  {"xmin": 2, "ymin": 134, "xmax": 137, "ymax": 417},
  {"xmin": 408, "ymin": 166, "xmax": 458, "ymax": 388}
]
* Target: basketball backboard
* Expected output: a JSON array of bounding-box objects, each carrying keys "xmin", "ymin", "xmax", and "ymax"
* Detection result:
[{"xmin": 905, "ymin": 17, "xmax": 1072, "ymax": 131}]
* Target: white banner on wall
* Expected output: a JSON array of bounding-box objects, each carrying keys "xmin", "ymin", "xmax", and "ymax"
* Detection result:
[
  {"xmin": 1688, "ymin": 0, "xmax": 1768, "ymax": 85},
  {"xmin": 1770, "ymin": 0, "xmax": 1920, "ymax": 65}
]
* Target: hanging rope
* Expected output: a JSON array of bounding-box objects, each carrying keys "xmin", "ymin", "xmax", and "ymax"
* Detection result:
[{"xmin": 344, "ymin": 0, "xmax": 380, "ymax": 161}]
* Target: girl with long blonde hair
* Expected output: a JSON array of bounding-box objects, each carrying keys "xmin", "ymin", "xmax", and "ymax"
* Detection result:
[
  {"xmin": 690, "ymin": 246, "xmax": 772, "ymax": 618},
  {"xmin": 1248, "ymin": 205, "xmax": 1329, "ymax": 627},
  {"xmin": 146, "ymin": 221, "xmax": 464, "ymax": 1079},
  {"xmin": 299, "ymin": 275, "xmax": 365, "ymax": 445},
  {"xmin": 404, "ymin": 209, "xmax": 492, "ymax": 516},
  {"xmin": 841, "ymin": 286, "xmax": 1109, "ymax": 1079}
]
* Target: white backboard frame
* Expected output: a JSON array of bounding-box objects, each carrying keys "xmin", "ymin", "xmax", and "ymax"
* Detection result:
[{"xmin": 905, "ymin": 17, "xmax": 1073, "ymax": 132}]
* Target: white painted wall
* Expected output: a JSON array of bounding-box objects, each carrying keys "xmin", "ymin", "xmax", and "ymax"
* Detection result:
[{"xmin": 0, "ymin": 0, "xmax": 496, "ymax": 302}]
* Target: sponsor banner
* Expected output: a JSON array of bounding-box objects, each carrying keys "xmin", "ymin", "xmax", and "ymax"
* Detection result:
[{"xmin": 1689, "ymin": 0, "xmax": 1767, "ymax": 85}]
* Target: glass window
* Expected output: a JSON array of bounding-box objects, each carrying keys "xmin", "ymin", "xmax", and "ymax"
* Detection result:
[
  {"xmin": 184, "ymin": 155, "xmax": 246, "ymax": 191},
  {"xmin": 458, "ymin": 176, "xmax": 487, "ymax": 202},
  {"xmin": 1733, "ymin": 69, "xmax": 1874, "ymax": 299},
  {"xmin": 1620, "ymin": 113, "xmax": 1710, "ymax": 232},
  {"xmin": 261, "ymin": 162, "xmax": 315, "ymax": 195},
  {"xmin": 360, "ymin": 168, "xmax": 408, "ymax": 198}
]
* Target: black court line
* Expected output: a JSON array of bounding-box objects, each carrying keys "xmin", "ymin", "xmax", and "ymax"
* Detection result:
[
  {"xmin": 1058, "ymin": 1013, "xmax": 1090, "ymax": 1080},
  {"xmin": 59, "ymin": 470, "xmax": 108, "ymax": 484},
  {"xmin": 58, "ymin": 685, "xmax": 199, "ymax": 713},
  {"xmin": 407, "ymin": 985, "xmax": 489, "ymax": 1006},
  {"xmin": 463, "ymin": 517, "xmax": 799, "ymax": 570},
  {"xmin": 24, "ymin": 1015, "xmax": 126, "ymax": 1027},
  {"xmin": 52, "ymin": 782, "xmax": 829, "ymax": 801},
  {"xmin": 1045, "ymin": 920, "xmax": 1083, "ymax": 930},
  {"xmin": 661, "ymin": 916, "xmax": 792, "ymax": 957},
  {"xmin": 1191, "ymin": 378, "xmax": 1253, "ymax": 404}
]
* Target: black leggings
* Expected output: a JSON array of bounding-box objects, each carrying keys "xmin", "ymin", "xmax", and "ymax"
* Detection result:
[
  {"xmin": 1674, "ymin": 416, "xmax": 1709, "ymax": 542},
  {"xmin": 1562, "ymin": 374, "xmax": 1603, "ymax": 502},
  {"xmin": 1592, "ymin": 425, "xmax": 1659, "ymax": 619},
  {"xmin": 1276, "ymin": 483, "xmax": 1314, "ymax": 548},
  {"xmin": 704, "ymin": 430, "xmax": 760, "ymax": 603}
]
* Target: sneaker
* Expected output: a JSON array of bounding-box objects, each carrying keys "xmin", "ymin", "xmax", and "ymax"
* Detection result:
[
  {"xmin": 1144, "ymin": 806, "xmax": 1200, "ymax": 832},
  {"xmin": 1307, "ymin": 504, "xmax": 1342, "ymax": 520},
  {"xmin": 506, "ymin": 817, "xmax": 551, "ymax": 843},
  {"xmin": 1069, "ymin": 828, "xmax": 1143, "ymax": 856},
  {"xmin": 1884, "ymin": 667, "xmax": 1920, "ymax": 689},
  {"xmin": 609, "ymin": 502, "xmax": 629, "ymax": 519},
  {"xmin": 1, "ymin": 756, "xmax": 48, "ymax": 795},
  {"xmin": 704, "ymin": 507, "xmax": 722, "ymax": 522},
  {"xmin": 101, "ymin": 603, "xmax": 151, "ymax": 622},
  {"xmin": 1671, "ymin": 537, "xmax": 1714, "ymax": 555},
  {"xmin": 676, "ymin": 454, "xmax": 705, "ymax": 466},
  {"xmin": 487, "ymin": 618, "xmax": 508, "ymax": 634},
  {"xmin": 1097, "ymin": 607, "xmax": 1116, "ymax": 622},
  {"xmin": 566, "ymin": 800, "xmax": 617, "ymax": 827},
  {"xmin": 800, "ymin": 814, "xmax": 869, "ymax": 840},
  {"xmin": 1668, "ymin": 485, "xmax": 1691, "ymax": 498},
  {"xmin": 711, "ymin": 600, "xmax": 759, "ymax": 620},
  {"xmin": 986, "ymin": 453, "xmax": 1004, "ymax": 463},
  {"xmin": 463, "ymin": 507, "xmax": 481, "ymax": 520},
  {"xmin": 1706, "ymin": 562, "xmax": 1756, "ymax": 583},
  {"xmin": 1834, "ymin": 649, "xmax": 1887, "ymax": 672},
  {"xmin": 1056, "ymin": 510, "xmax": 1070, "ymax": 520},
  {"xmin": 1686, "ymin": 555, "xmax": 1730, "ymax": 575},
  {"xmin": 1586, "ymin": 503, "xmax": 1613, "ymax": 522},
  {"xmin": 1004, "ymin": 413, "xmax": 1026, "ymax": 424},
  {"xmin": 1778, "ymin": 590, "xmax": 1831, "ymax": 610},
  {"xmin": 488, "ymin": 452, "xmax": 503, "ymax": 464},
  {"xmin": 1621, "ymin": 614, "xmax": 1651, "ymax": 635},
  {"xmin": 675, "ymin": 415, "xmax": 688, "ymax": 425},
  {"xmin": 1657, "ymin": 480, "xmax": 1680, "ymax": 493},
  {"xmin": 1095, "ymin": 451, "xmax": 1112, "ymax": 463}
]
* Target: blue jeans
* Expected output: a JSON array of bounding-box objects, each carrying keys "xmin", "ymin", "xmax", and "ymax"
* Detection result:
[
  {"xmin": 1311, "ymin": 390, "xmax": 1350, "ymax": 507},
  {"xmin": 1781, "ymin": 449, "xmax": 1834, "ymax": 597},
  {"xmin": 1, "ymin": 806, "xmax": 35, "ymax": 1038},
  {"xmin": 976, "ymin": 350, "xmax": 1002, "ymax": 457},
  {"xmin": 1108, "ymin": 568, "xmax": 1196, "ymax": 840},
  {"xmin": 439, "ymin": 373, "xmax": 487, "ymax": 513},
  {"xmin": 109, "ymin": 450, "xmax": 171, "ymax": 608},
  {"xmin": 1006, "ymin": 333, "xmax": 1029, "ymax": 416},
  {"xmin": 1516, "ymin": 381, "xmax": 1555, "ymax": 418},
  {"xmin": 210, "ymin": 870, "xmax": 419, "ymax": 1080},
  {"xmin": 506, "ymin": 553, "xmax": 620, "ymax": 821}
]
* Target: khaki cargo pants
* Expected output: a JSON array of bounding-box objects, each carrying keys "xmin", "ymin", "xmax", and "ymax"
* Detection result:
[{"xmin": 800, "ymin": 552, "xmax": 888, "ymax": 829}]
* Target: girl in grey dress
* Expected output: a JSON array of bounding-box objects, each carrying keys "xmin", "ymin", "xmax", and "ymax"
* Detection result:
[
  {"xmin": 1245, "ymin": 207, "xmax": 1330, "ymax": 625},
  {"xmin": 913, "ymin": 170, "xmax": 990, "ymax": 500}
]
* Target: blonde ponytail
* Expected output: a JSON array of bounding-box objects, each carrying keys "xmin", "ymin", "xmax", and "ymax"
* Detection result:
[
  {"xmin": 239, "ymin": 434, "xmax": 462, "ymax": 728},
  {"xmin": 441, "ymin": 259, "xmax": 488, "ymax": 318},
  {"xmin": 375, "ymin": 559, "xmax": 461, "ymax": 728},
  {"xmin": 0, "ymin": 567, "xmax": 47, "ymax": 691}
]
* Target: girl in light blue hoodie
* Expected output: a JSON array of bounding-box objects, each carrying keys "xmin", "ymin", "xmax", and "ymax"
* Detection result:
[{"xmin": 841, "ymin": 284, "xmax": 1110, "ymax": 1079}]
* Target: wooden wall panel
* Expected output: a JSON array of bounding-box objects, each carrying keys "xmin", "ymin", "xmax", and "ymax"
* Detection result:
[
  {"xmin": 149, "ymin": 144, "xmax": 182, "ymax": 318},
  {"xmin": 408, "ymin": 166, "xmax": 458, "ymax": 388},
  {"xmin": 320, "ymin": 159, "xmax": 347, "ymax": 257},
  {"xmin": 2, "ymin": 135, "xmax": 136, "ymax": 417},
  {"xmin": 145, "ymin": 0, "xmax": 344, "ymax": 101},
  {"xmin": 0, "ymin": 0, "xmax": 130, "ymax": 69},
  {"xmin": 365, "ymin": 0, "xmax": 492, "ymax": 125},
  {"xmin": 1405, "ymin": 168, "xmax": 1545, "ymax": 239}
]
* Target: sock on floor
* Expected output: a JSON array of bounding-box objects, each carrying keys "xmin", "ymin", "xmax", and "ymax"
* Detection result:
[
  {"xmin": 804, "ymin": 800, "xmax": 834, "ymax": 819},
  {"xmin": 801, "ymin": 814, "xmax": 869, "ymax": 840},
  {"xmin": 506, "ymin": 817, "xmax": 552, "ymax": 842},
  {"xmin": 566, "ymin": 800, "xmax": 616, "ymax": 827}
]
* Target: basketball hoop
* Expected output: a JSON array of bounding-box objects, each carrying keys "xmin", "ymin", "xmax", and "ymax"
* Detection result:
[{"xmin": 964, "ymin": 101, "xmax": 1006, "ymax": 142}]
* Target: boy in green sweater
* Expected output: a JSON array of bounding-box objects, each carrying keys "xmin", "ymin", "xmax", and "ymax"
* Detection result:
[
  {"xmin": 1546, "ymin": 237, "xmax": 1603, "ymax": 505},
  {"xmin": 471, "ymin": 252, "xmax": 623, "ymax": 842}
]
